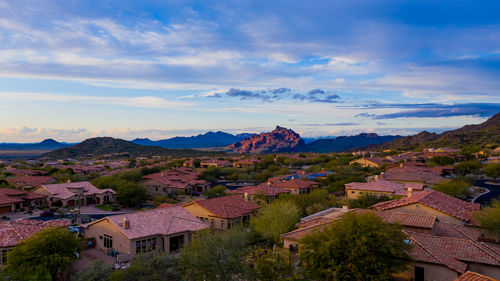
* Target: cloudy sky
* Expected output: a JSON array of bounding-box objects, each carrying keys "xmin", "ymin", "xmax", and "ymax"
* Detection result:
[{"xmin": 1, "ymin": 0, "xmax": 500, "ymax": 142}]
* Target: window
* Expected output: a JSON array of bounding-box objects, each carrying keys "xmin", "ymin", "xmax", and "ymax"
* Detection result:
[
  {"xmin": 227, "ymin": 222, "xmax": 231, "ymax": 230},
  {"xmin": 136, "ymin": 237, "xmax": 157, "ymax": 254},
  {"xmin": 211, "ymin": 219, "xmax": 214, "ymax": 228},
  {"xmin": 1, "ymin": 249, "xmax": 10, "ymax": 265},
  {"xmin": 221, "ymin": 220, "xmax": 225, "ymax": 229},
  {"xmin": 104, "ymin": 234, "xmax": 113, "ymax": 249},
  {"xmin": 415, "ymin": 266, "xmax": 424, "ymax": 281}
]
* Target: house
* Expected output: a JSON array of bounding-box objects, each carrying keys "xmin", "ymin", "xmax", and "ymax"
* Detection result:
[
  {"xmin": 233, "ymin": 159, "xmax": 259, "ymax": 169},
  {"xmin": 183, "ymin": 195, "xmax": 259, "ymax": 229},
  {"xmin": 345, "ymin": 178, "xmax": 424, "ymax": 200},
  {"xmin": 6, "ymin": 176, "xmax": 56, "ymax": 190},
  {"xmin": 83, "ymin": 206, "xmax": 208, "ymax": 261},
  {"xmin": 273, "ymin": 179, "xmax": 319, "ymax": 195},
  {"xmin": 455, "ymin": 271, "xmax": 499, "ymax": 281},
  {"xmin": 0, "ymin": 219, "xmax": 69, "ymax": 265},
  {"xmin": 227, "ymin": 183, "xmax": 291, "ymax": 203},
  {"xmin": 398, "ymin": 231, "xmax": 500, "ymax": 281},
  {"xmin": 349, "ymin": 157, "xmax": 393, "ymax": 168},
  {"xmin": 142, "ymin": 168, "xmax": 210, "ymax": 196},
  {"xmin": 32, "ymin": 182, "xmax": 116, "ymax": 207},
  {"xmin": 0, "ymin": 188, "xmax": 46, "ymax": 214},
  {"xmin": 372, "ymin": 190, "xmax": 480, "ymax": 225},
  {"xmin": 200, "ymin": 159, "xmax": 232, "ymax": 168},
  {"xmin": 383, "ymin": 164, "xmax": 450, "ymax": 186}
]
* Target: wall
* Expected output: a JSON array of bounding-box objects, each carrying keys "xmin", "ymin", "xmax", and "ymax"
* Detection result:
[
  {"xmin": 397, "ymin": 262, "xmax": 459, "ymax": 281},
  {"xmin": 84, "ymin": 219, "xmax": 131, "ymax": 255},
  {"xmin": 387, "ymin": 203, "xmax": 463, "ymax": 225}
]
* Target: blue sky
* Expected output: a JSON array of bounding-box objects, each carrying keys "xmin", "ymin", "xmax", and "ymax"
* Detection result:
[{"xmin": 1, "ymin": 0, "xmax": 499, "ymax": 142}]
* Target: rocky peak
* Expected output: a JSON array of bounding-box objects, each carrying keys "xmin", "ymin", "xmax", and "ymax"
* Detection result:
[{"xmin": 229, "ymin": 126, "xmax": 305, "ymax": 153}]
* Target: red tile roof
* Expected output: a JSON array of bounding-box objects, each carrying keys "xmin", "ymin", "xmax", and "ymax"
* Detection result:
[
  {"xmin": 383, "ymin": 166, "xmax": 449, "ymax": 185},
  {"xmin": 0, "ymin": 219, "xmax": 70, "ymax": 247},
  {"xmin": 89, "ymin": 206, "xmax": 208, "ymax": 240},
  {"xmin": 408, "ymin": 231, "xmax": 500, "ymax": 273},
  {"xmin": 346, "ymin": 179, "xmax": 423, "ymax": 196},
  {"xmin": 228, "ymin": 183, "xmax": 291, "ymax": 197},
  {"xmin": 40, "ymin": 182, "xmax": 115, "ymax": 200},
  {"xmin": 273, "ymin": 179, "xmax": 318, "ymax": 190},
  {"xmin": 0, "ymin": 188, "xmax": 46, "ymax": 205},
  {"xmin": 143, "ymin": 169, "xmax": 207, "ymax": 190},
  {"xmin": 372, "ymin": 190, "xmax": 480, "ymax": 223},
  {"xmin": 7, "ymin": 176, "xmax": 54, "ymax": 188},
  {"xmin": 190, "ymin": 195, "xmax": 259, "ymax": 219},
  {"xmin": 455, "ymin": 271, "xmax": 499, "ymax": 281},
  {"xmin": 432, "ymin": 222, "xmax": 482, "ymax": 241}
]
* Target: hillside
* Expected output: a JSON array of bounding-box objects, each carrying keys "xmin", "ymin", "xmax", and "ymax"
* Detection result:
[
  {"xmin": 0, "ymin": 139, "xmax": 71, "ymax": 151},
  {"xmin": 368, "ymin": 112, "xmax": 500, "ymax": 150},
  {"xmin": 306, "ymin": 133, "xmax": 401, "ymax": 153},
  {"xmin": 131, "ymin": 131, "xmax": 252, "ymax": 149},
  {"xmin": 41, "ymin": 137, "xmax": 224, "ymax": 159}
]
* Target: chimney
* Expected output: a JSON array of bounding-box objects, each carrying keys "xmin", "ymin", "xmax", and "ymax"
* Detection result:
[
  {"xmin": 380, "ymin": 172, "xmax": 384, "ymax": 179},
  {"xmin": 407, "ymin": 188, "xmax": 413, "ymax": 198},
  {"xmin": 400, "ymin": 163, "xmax": 404, "ymax": 168},
  {"xmin": 244, "ymin": 192, "xmax": 250, "ymax": 202},
  {"xmin": 374, "ymin": 175, "xmax": 379, "ymax": 181},
  {"xmin": 267, "ymin": 181, "xmax": 271, "ymax": 186},
  {"xmin": 342, "ymin": 205, "xmax": 349, "ymax": 212},
  {"xmin": 122, "ymin": 217, "xmax": 130, "ymax": 229}
]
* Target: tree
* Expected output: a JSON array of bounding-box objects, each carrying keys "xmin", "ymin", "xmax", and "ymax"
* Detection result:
[
  {"xmin": 7, "ymin": 227, "xmax": 80, "ymax": 281},
  {"xmin": 250, "ymin": 200, "xmax": 300, "ymax": 244},
  {"xmin": 246, "ymin": 247, "xmax": 295, "ymax": 281},
  {"xmin": 454, "ymin": 160, "xmax": 481, "ymax": 176},
  {"xmin": 484, "ymin": 163, "xmax": 500, "ymax": 181},
  {"xmin": 349, "ymin": 193, "xmax": 390, "ymax": 208},
  {"xmin": 474, "ymin": 199, "xmax": 500, "ymax": 236},
  {"xmin": 178, "ymin": 229, "xmax": 250, "ymax": 281},
  {"xmin": 110, "ymin": 252, "xmax": 179, "ymax": 281},
  {"xmin": 116, "ymin": 182, "xmax": 148, "ymax": 208},
  {"xmin": 433, "ymin": 179, "xmax": 472, "ymax": 199},
  {"xmin": 428, "ymin": 156, "xmax": 455, "ymax": 166},
  {"xmin": 72, "ymin": 260, "xmax": 113, "ymax": 281},
  {"xmin": 203, "ymin": 185, "xmax": 227, "ymax": 198},
  {"xmin": 300, "ymin": 212, "xmax": 411, "ymax": 281}
]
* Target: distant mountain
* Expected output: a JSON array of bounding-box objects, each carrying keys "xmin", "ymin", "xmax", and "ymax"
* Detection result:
[
  {"xmin": 228, "ymin": 126, "xmax": 306, "ymax": 153},
  {"xmin": 0, "ymin": 139, "xmax": 71, "ymax": 151},
  {"xmin": 131, "ymin": 131, "xmax": 255, "ymax": 149},
  {"xmin": 306, "ymin": 133, "xmax": 401, "ymax": 153},
  {"xmin": 367, "ymin": 112, "xmax": 500, "ymax": 151},
  {"xmin": 42, "ymin": 137, "xmax": 223, "ymax": 159}
]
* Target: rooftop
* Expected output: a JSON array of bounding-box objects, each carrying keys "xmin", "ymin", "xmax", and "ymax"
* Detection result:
[
  {"xmin": 0, "ymin": 219, "xmax": 69, "ymax": 247},
  {"xmin": 189, "ymin": 195, "xmax": 259, "ymax": 219}
]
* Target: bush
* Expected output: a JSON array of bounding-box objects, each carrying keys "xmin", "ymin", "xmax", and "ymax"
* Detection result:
[
  {"xmin": 203, "ymin": 185, "xmax": 226, "ymax": 198},
  {"xmin": 433, "ymin": 179, "xmax": 472, "ymax": 199}
]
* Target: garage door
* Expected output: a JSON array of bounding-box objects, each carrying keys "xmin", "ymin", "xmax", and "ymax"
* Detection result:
[{"xmin": 0, "ymin": 205, "xmax": 12, "ymax": 214}]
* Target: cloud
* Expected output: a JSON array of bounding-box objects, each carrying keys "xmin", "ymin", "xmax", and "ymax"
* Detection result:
[
  {"xmin": 372, "ymin": 103, "xmax": 500, "ymax": 119},
  {"xmin": 292, "ymin": 90, "xmax": 341, "ymax": 103},
  {"xmin": 308, "ymin": 89, "xmax": 326, "ymax": 95},
  {"xmin": 301, "ymin": 122, "xmax": 359, "ymax": 127}
]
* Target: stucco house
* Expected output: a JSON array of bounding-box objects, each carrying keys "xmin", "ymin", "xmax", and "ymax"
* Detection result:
[
  {"xmin": 83, "ymin": 206, "xmax": 208, "ymax": 261},
  {"xmin": 142, "ymin": 168, "xmax": 210, "ymax": 196},
  {"xmin": 0, "ymin": 219, "xmax": 69, "ymax": 265},
  {"xmin": 273, "ymin": 179, "xmax": 319, "ymax": 195},
  {"xmin": 32, "ymin": 181, "xmax": 115, "ymax": 207},
  {"xmin": 345, "ymin": 178, "xmax": 424, "ymax": 200},
  {"xmin": 0, "ymin": 188, "xmax": 46, "ymax": 214},
  {"xmin": 227, "ymin": 183, "xmax": 290, "ymax": 203},
  {"xmin": 371, "ymin": 190, "xmax": 480, "ymax": 226},
  {"xmin": 183, "ymin": 195, "xmax": 259, "ymax": 230},
  {"xmin": 349, "ymin": 157, "xmax": 394, "ymax": 168}
]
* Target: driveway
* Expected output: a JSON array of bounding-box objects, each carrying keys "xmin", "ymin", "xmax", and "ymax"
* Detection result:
[{"xmin": 473, "ymin": 180, "xmax": 500, "ymax": 205}]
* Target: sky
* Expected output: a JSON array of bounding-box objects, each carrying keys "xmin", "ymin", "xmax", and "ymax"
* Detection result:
[{"xmin": 1, "ymin": 0, "xmax": 500, "ymax": 142}]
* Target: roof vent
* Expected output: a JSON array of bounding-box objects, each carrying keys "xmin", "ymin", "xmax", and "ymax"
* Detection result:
[{"xmin": 122, "ymin": 217, "xmax": 130, "ymax": 229}]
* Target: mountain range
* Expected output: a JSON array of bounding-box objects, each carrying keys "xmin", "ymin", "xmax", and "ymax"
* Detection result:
[
  {"xmin": 0, "ymin": 139, "xmax": 72, "ymax": 151},
  {"xmin": 131, "ymin": 131, "xmax": 255, "ymax": 149},
  {"xmin": 366, "ymin": 112, "xmax": 500, "ymax": 151}
]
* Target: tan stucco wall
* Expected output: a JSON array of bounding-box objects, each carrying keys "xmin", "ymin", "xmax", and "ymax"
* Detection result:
[
  {"xmin": 350, "ymin": 159, "xmax": 380, "ymax": 168},
  {"xmin": 84, "ymin": 219, "xmax": 131, "ymax": 255},
  {"xmin": 396, "ymin": 262, "xmax": 459, "ymax": 281},
  {"xmin": 345, "ymin": 187, "xmax": 392, "ymax": 200},
  {"xmin": 183, "ymin": 203, "xmax": 250, "ymax": 230},
  {"xmin": 385, "ymin": 203, "xmax": 463, "ymax": 225},
  {"xmin": 468, "ymin": 263, "xmax": 500, "ymax": 280}
]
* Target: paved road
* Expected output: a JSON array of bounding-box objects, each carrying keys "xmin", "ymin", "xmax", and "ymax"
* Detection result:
[{"xmin": 474, "ymin": 180, "xmax": 500, "ymax": 206}]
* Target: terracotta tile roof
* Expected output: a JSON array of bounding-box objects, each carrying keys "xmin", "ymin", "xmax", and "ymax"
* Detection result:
[
  {"xmin": 433, "ymin": 222, "xmax": 482, "ymax": 241},
  {"xmin": 190, "ymin": 195, "xmax": 259, "ymax": 219},
  {"xmin": 0, "ymin": 188, "xmax": 45, "ymax": 205},
  {"xmin": 383, "ymin": 166, "xmax": 449, "ymax": 185},
  {"xmin": 40, "ymin": 182, "xmax": 115, "ymax": 200},
  {"xmin": 408, "ymin": 231, "xmax": 500, "ymax": 273},
  {"xmin": 93, "ymin": 206, "xmax": 208, "ymax": 240},
  {"xmin": 345, "ymin": 179, "xmax": 424, "ymax": 196},
  {"xmin": 228, "ymin": 183, "xmax": 291, "ymax": 197},
  {"xmin": 295, "ymin": 216, "xmax": 337, "ymax": 228},
  {"xmin": 7, "ymin": 176, "xmax": 54, "ymax": 188},
  {"xmin": 369, "ymin": 210, "xmax": 436, "ymax": 229},
  {"xmin": 143, "ymin": 169, "xmax": 207, "ymax": 190},
  {"xmin": 273, "ymin": 179, "xmax": 318, "ymax": 190},
  {"xmin": 372, "ymin": 190, "xmax": 480, "ymax": 223},
  {"xmin": 455, "ymin": 271, "xmax": 499, "ymax": 281},
  {"xmin": 281, "ymin": 221, "xmax": 332, "ymax": 242},
  {"xmin": 0, "ymin": 219, "xmax": 70, "ymax": 247}
]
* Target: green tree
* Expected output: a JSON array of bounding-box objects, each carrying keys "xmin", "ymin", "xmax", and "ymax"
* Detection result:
[
  {"xmin": 110, "ymin": 252, "xmax": 179, "ymax": 281},
  {"xmin": 300, "ymin": 212, "xmax": 411, "ymax": 281},
  {"xmin": 433, "ymin": 179, "xmax": 472, "ymax": 199},
  {"xmin": 250, "ymin": 200, "xmax": 301, "ymax": 244},
  {"xmin": 349, "ymin": 193, "xmax": 390, "ymax": 208},
  {"xmin": 454, "ymin": 160, "xmax": 481, "ymax": 176},
  {"xmin": 484, "ymin": 163, "xmax": 500, "ymax": 181},
  {"xmin": 72, "ymin": 260, "xmax": 113, "ymax": 281},
  {"xmin": 474, "ymin": 199, "xmax": 500, "ymax": 236},
  {"xmin": 428, "ymin": 156, "xmax": 455, "ymax": 166},
  {"xmin": 246, "ymin": 248, "xmax": 295, "ymax": 281},
  {"xmin": 116, "ymin": 182, "xmax": 148, "ymax": 207},
  {"xmin": 7, "ymin": 227, "xmax": 80, "ymax": 281},
  {"xmin": 178, "ymin": 229, "xmax": 250, "ymax": 281},
  {"xmin": 203, "ymin": 185, "xmax": 227, "ymax": 198}
]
